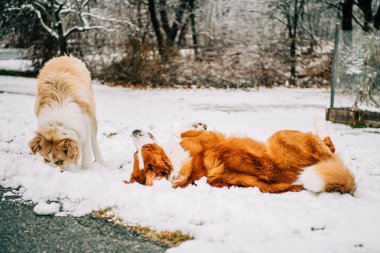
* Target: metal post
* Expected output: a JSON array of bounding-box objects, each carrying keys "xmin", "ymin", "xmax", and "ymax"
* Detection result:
[{"xmin": 330, "ymin": 23, "xmax": 341, "ymax": 109}]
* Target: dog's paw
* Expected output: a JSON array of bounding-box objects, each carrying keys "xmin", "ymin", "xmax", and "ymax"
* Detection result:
[
  {"xmin": 171, "ymin": 175, "xmax": 187, "ymax": 188},
  {"xmin": 192, "ymin": 122, "xmax": 207, "ymax": 131}
]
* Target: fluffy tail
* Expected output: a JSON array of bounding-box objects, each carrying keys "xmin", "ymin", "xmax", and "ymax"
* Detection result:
[{"xmin": 297, "ymin": 155, "xmax": 356, "ymax": 194}]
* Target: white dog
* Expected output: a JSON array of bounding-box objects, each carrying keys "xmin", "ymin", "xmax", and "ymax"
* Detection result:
[{"xmin": 29, "ymin": 56, "xmax": 104, "ymax": 171}]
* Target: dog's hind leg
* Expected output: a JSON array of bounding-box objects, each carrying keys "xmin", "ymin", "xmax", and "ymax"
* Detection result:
[
  {"xmin": 216, "ymin": 172, "xmax": 304, "ymax": 193},
  {"xmin": 90, "ymin": 117, "xmax": 104, "ymax": 164},
  {"xmin": 172, "ymin": 159, "xmax": 195, "ymax": 188},
  {"xmin": 315, "ymin": 118, "xmax": 335, "ymax": 153},
  {"xmin": 322, "ymin": 137, "xmax": 335, "ymax": 153}
]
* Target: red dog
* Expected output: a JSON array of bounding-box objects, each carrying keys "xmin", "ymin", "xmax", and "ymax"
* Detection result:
[{"xmin": 127, "ymin": 125, "xmax": 355, "ymax": 194}]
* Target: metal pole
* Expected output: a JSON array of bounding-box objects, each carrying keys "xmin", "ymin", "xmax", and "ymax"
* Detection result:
[{"xmin": 330, "ymin": 23, "xmax": 341, "ymax": 109}]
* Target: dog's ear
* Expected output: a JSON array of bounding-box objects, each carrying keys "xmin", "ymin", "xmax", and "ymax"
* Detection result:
[
  {"xmin": 159, "ymin": 149, "xmax": 173, "ymax": 176},
  {"xmin": 61, "ymin": 138, "xmax": 79, "ymax": 162},
  {"xmin": 29, "ymin": 133, "xmax": 43, "ymax": 154}
]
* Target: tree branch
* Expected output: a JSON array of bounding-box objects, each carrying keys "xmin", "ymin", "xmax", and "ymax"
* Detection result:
[
  {"xmin": 7, "ymin": 4, "xmax": 59, "ymax": 38},
  {"xmin": 158, "ymin": 0, "xmax": 171, "ymax": 36},
  {"xmin": 169, "ymin": 0, "xmax": 187, "ymax": 41},
  {"xmin": 64, "ymin": 25, "xmax": 114, "ymax": 38}
]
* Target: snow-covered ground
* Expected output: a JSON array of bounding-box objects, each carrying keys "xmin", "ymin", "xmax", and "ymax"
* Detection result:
[
  {"xmin": 1, "ymin": 76, "xmax": 380, "ymax": 253},
  {"xmin": 0, "ymin": 59, "xmax": 33, "ymax": 72}
]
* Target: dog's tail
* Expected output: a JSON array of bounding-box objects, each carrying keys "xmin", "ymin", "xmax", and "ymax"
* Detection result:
[{"xmin": 297, "ymin": 155, "xmax": 356, "ymax": 194}]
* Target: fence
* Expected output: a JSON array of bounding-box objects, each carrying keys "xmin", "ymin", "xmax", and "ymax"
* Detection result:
[
  {"xmin": 330, "ymin": 25, "xmax": 380, "ymax": 110},
  {"xmin": 327, "ymin": 24, "xmax": 380, "ymax": 127}
]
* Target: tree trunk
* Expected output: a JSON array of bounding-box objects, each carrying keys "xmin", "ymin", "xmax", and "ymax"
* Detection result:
[
  {"xmin": 168, "ymin": 0, "xmax": 187, "ymax": 43},
  {"xmin": 290, "ymin": 35, "xmax": 296, "ymax": 85},
  {"xmin": 148, "ymin": 0, "xmax": 165, "ymax": 59},
  {"xmin": 342, "ymin": 0, "xmax": 354, "ymax": 30},
  {"xmin": 178, "ymin": 16, "xmax": 190, "ymax": 47},
  {"xmin": 341, "ymin": 0, "xmax": 353, "ymax": 48},
  {"xmin": 58, "ymin": 36, "xmax": 67, "ymax": 56},
  {"xmin": 159, "ymin": 0, "xmax": 187, "ymax": 46},
  {"xmin": 373, "ymin": 3, "xmax": 380, "ymax": 29},
  {"xmin": 358, "ymin": 0, "xmax": 373, "ymax": 31},
  {"xmin": 159, "ymin": 0, "xmax": 171, "ymax": 38},
  {"xmin": 188, "ymin": 0, "xmax": 199, "ymax": 59},
  {"xmin": 137, "ymin": 1, "xmax": 143, "ymax": 30},
  {"xmin": 288, "ymin": 0, "xmax": 305, "ymax": 85},
  {"xmin": 55, "ymin": 19, "xmax": 67, "ymax": 55}
]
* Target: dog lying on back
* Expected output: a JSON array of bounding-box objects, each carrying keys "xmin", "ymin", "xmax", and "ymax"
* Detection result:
[
  {"xmin": 29, "ymin": 56, "xmax": 104, "ymax": 171},
  {"xmin": 127, "ymin": 123, "xmax": 355, "ymax": 194},
  {"xmin": 127, "ymin": 129, "xmax": 173, "ymax": 186},
  {"xmin": 127, "ymin": 123, "xmax": 207, "ymax": 186}
]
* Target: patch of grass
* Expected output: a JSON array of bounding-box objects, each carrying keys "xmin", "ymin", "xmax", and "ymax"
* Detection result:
[
  {"xmin": 91, "ymin": 207, "xmax": 193, "ymax": 247},
  {"xmin": 131, "ymin": 225, "xmax": 193, "ymax": 247},
  {"xmin": 349, "ymin": 121, "xmax": 367, "ymax": 128}
]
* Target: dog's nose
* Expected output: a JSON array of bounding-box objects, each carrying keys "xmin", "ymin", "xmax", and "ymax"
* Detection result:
[{"xmin": 132, "ymin": 130, "xmax": 141, "ymax": 136}]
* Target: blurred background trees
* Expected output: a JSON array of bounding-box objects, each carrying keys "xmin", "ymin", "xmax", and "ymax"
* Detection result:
[{"xmin": 1, "ymin": 0, "xmax": 379, "ymax": 87}]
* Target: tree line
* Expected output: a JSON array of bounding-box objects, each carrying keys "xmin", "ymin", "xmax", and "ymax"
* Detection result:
[{"xmin": 0, "ymin": 0, "xmax": 379, "ymax": 87}]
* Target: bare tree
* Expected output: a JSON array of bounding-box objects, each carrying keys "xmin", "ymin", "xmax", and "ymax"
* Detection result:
[
  {"xmin": 148, "ymin": 0, "xmax": 165, "ymax": 58},
  {"xmin": 375, "ymin": 3, "xmax": 380, "ymax": 28},
  {"xmin": 342, "ymin": 0, "xmax": 355, "ymax": 30},
  {"xmin": 6, "ymin": 0, "xmax": 124, "ymax": 55},
  {"xmin": 324, "ymin": 0, "xmax": 380, "ymax": 31},
  {"xmin": 148, "ymin": 0, "xmax": 199, "ymax": 60},
  {"xmin": 188, "ymin": 0, "xmax": 199, "ymax": 58},
  {"xmin": 272, "ymin": 0, "xmax": 306, "ymax": 84}
]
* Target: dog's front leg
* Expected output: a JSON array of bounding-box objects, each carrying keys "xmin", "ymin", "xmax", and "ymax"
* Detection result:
[
  {"xmin": 81, "ymin": 141, "xmax": 92, "ymax": 169},
  {"xmin": 172, "ymin": 158, "xmax": 194, "ymax": 188},
  {"xmin": 127, "ymin": 152, "xmax": 146, "ymax": 184}
]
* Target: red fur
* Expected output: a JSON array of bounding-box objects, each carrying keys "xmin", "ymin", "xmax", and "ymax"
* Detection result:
[
  {"xmin": 173, "ymin": 130, "xmax": 354, "ymax": 194},
  {"xmin": 126, "ymin": 144, "xmax": 173, "ymax": 186},
  {"xmin": 127, "ymin": 129, "xmax": 355, "ymax": 194}
]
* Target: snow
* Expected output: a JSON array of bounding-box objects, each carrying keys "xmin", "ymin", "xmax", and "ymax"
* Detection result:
[
  {"xmin": 1, "ymin": 76, "xmax": 380, "ymax": 252},
  {"xmin": 33, "ymin": 201, "xmax": 60, "ymax": 215},
  {"xmin": 0, "ymin": 59, "xmax": 33, "ymax": 71}
]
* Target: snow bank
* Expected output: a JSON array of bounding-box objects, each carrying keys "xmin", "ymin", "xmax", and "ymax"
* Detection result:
[{"xmin": 1, "ymin": 76, "xmax": 380, "ymax": 252}]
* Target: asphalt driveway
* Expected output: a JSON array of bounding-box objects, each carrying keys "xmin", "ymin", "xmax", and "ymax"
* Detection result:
[{"xmin": 0, "ymin": 187, "xmax": 167, "ymax": 253}]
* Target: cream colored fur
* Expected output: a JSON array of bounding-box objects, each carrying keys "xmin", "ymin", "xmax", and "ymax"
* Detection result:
[{"xmin": 30, "ymin": 56, "xmax": 103, "ymax": 170}]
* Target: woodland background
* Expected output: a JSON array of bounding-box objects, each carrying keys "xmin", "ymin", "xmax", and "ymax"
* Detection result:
[{"xmin": 1, "ymin": 0, "xmax": 379, "ymax": 87}]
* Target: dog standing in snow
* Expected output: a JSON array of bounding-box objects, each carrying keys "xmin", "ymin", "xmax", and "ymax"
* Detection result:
[{"xmin": 29, "ymin": 56, "xmax": 104, "ymax": 171}]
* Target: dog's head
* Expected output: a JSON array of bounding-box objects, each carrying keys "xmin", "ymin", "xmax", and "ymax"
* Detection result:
[
  {"xmin": 132, "ymin": 129, "xmax": 156, "ymax": 149},
  {"xmin": 140, "ymin": 144, "xmax": 173, "ymax": 185},
  {"xmin": 29, "ymin": 128, "xmax": 80, "ymax": 171},
  {"xmin": 131, "ymin": 130, "xmax": 173, "ymax": 186}
]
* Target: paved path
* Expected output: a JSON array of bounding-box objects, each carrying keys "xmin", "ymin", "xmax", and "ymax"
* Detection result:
[{"xmin": 0, "ymin": 187, "xmax": 167, "ymax": 253}]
